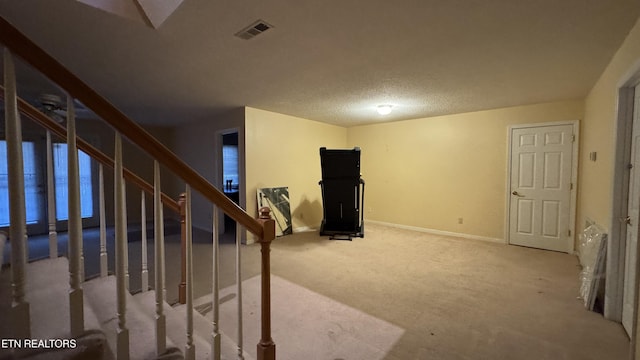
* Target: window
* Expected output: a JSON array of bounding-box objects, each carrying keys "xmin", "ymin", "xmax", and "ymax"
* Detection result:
[
  {"xmin": 0, "ymin": 141, "xmax": 41, "ymax": 226},
  {"xmin": 53, "ymin": 144, "xmax": 94, "ymax": 220},
  {"xmin": 223, "ymin": 145, "xmax": 239, "ymax": 187},
  {"xmin": 1, "ymin": 137, "xmax": 98, "ymax": 232}
]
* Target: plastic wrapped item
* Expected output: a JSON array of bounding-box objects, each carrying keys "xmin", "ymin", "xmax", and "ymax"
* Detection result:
[{"xmin": 577, "ymin": 224, "xmax": 607, "ymax": 310}]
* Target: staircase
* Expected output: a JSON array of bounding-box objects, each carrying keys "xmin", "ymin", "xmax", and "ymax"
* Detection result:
[
  {"xmin": 134, "ymin": 290, "xmax": 253, "ymax": 360},
  {"xmin": 0, "ymin": 15, "xmax": 276, "ymax": 360},
  {"xmin": 0, "ymin": 256, "xmax": 252, "ymax": 360}
]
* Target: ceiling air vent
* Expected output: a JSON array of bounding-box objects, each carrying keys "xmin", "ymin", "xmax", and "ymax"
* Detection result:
[{"xmin": 235, "ymin": 20, "xmax": 273, "ymax": 40}]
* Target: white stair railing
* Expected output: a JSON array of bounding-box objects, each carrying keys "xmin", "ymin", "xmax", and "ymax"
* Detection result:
[
  {"xmin": 67, "ymin": 92, "xmax": 85, "ymax": 337},
  {"xmin": 2, "ymin": 82, "xmax": 273, "ymax": 360},
  {"xmin": 99, "ymin": 163, "xmax": 108, "ymax": 277},
  {"xmin": 236, "ymin": 223, "xmax": 244, "ymax": 360},
  {"xmin": 184, "ymin": 186, "xmax": 195, "ymax": 360},
  {"xmin": 154, "ymin": 160, "xmax": 167, "ymax": 356},
  {"xmin": 141, "ymin": 191, "xmax": 149, "ymax": 292},
  {"xmin": 114, "ymin": 133, "xmax": 130, "ymax": 359},
  {"xmin": 4, "ymin": 48, "xmax": 31, "ymax": 339},
  {"xmin": 45, "ymin": 130, "xmax": 58, "ymax": 259},
  {"xmin": 1, "ymin": 20, "xmax": 278, "ymax": 359},
  {"xmin": 123, "ymin": 181, "xmax": 130, "ymax": 291},
  {"xmin": 212, "ymin": 206, "xmax": 221, "ymax": 360}
]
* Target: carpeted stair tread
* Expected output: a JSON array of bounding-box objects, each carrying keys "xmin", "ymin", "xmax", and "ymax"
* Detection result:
[
  {"xmin": 22, "ymin": 257, "xmax": 102, "ymax": 339},
  {"xmin": 0, "ymin": 257, "xmax": 107, "ymax": 359},
  {"xmin": 24, "ymin": 257, "xmax": 68, "ymax": 293},
  {"xmin": 8, "ymin": 329, "xmax": 114, "ymax": 360},
  {"xmin": 134, "ymin": 290, "xmax": 253, "ymax": 360},
  {"xmin": 173, "ymin": 301, "xmax": 255, "ymax": 360},
  {"xmin": 133, "ymin": 290, "xmax": 212, "ymax": 360},
  {"xmin": 83, "ymin": 276, "xmax": 182, "ymax": 360},
  {"xmin": 23, "ymin": 257, "xmax": 71, "ymax": 339}
]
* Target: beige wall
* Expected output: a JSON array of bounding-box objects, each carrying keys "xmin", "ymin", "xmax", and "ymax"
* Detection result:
[
  {"xmin": 347, "ymin": 100, "xmax": 584, "ymax": 240},
  {"xmin": 579, "ymin": 17, "xmax": 640, "ymax": 231},
  {"xmin": 244, "ymin": 107, "xmax": 347, "ymax": 240},
  {"xmin": 171, "ymin": 108, "xmax": 245, "ymax": 231}
]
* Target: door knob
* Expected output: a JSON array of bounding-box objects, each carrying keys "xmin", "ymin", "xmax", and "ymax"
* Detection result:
[{"xmin": 512, "ymin": 191, "xmax": 524, "ymax": 197}]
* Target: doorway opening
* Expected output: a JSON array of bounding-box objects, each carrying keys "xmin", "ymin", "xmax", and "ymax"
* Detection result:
[
  {"xmin": 221, "ymin": 131, "xmax": 239, "ymax": 236},
  {"xmin": 609, "ymin": 64, "xmax": 640, "ymax": 346}
]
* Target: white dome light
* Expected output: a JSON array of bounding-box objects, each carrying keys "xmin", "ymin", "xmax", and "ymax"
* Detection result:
[{"xmin": 377, "ymin": 104, "xmax": 393, "ymax": 115}]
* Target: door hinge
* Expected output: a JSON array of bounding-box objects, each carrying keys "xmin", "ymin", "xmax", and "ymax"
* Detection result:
[
  {"xmin": 568, "ymin": 229, "xmax": 572, "ymax": 236},
  {"xmin": 570, "ymin": 183, "xmax": 573, "ymax": 190},
  {"xmin": 629, "ymin": 163, "xmax": 634, "ymax": 169},
  {"xmin": 571, "ymin": 134, "xmax": 575, "ymax": 142}
]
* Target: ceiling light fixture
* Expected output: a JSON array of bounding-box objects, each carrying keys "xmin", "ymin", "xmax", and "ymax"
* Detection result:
[{"xmin": 377, "ymin": 104, "xmax": 393, "ymax": 115}]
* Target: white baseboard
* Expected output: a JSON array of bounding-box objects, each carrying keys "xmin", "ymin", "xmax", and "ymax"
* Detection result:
[
  {"xmin": 245, "ymin": 227, "xmax": 315, "ymax": 244},
  {"xmin": 293, "ymin": 226, "xmax": 317, "ymax": 233},
  {"xmin": 365, "ymin": 219, "xmax": 505, "ymax": 244}
]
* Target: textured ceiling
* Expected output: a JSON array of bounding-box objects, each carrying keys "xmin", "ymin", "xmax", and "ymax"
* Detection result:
[{"xmin": 0, "ymin": 0, "xmax": 639, "ymax": 127}]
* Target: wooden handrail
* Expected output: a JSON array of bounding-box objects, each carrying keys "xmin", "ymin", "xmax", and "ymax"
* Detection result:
[
  {"xmin": 0, "ymin": 86, "xmax": 180, "ymax": 214},
  {"xmin": 0, "ymin": 16, "xmax": 263, "ymax": 238}
]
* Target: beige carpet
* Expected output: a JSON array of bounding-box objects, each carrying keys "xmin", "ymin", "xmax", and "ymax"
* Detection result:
[
  {"xmin": 229, "ymin": 223, "xmax": 629, "ymax": 360},
  {"xmin": 3, "ymin": 222, "xmax": 631, "ymax": 359},
  {"xmin": 194, "ymin": 274, "xmax": 405, "ymax": 360}
]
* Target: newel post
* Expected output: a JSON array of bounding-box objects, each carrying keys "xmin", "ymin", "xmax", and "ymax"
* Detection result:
[
  {"xmin": 178, "ymin": 193, "xmax": 187, "ymax": 304},
  {"xmin": 256, "ymin": 207, "xmax": 276, "ymax": 360}
]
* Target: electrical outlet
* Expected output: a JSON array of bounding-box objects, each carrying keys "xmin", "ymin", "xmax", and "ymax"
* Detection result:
[{"xmin": 458, "ymin": 217, "xmax": 463, "ymax": 224}]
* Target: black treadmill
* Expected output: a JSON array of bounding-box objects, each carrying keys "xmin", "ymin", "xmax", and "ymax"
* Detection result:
[{"xmin": 318, "ymin": 147, "xmax": 365, "ymax": 239}]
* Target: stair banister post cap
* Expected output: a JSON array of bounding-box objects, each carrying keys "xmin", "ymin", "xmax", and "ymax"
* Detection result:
[{"xmin": 259, "ymin": 207, "xmax": 272, "ymax": 219}]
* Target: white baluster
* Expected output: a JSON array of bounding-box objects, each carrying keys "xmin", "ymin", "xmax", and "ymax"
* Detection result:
[
  {"xmin": 211, "ymin": 206, "xmax": 221, "ymax": 360},
  {"xmin": 141, "ymin": 191, "xmax": 149, "ymax": 292},
  {"xmin": 66, "ymin": 94, "xmax": 85, "ymax": 336},
  {"xmin": 45, "ymin": 130, "xmax": 58, "ymax": 259},
  {"xmin": 236, "ymin": 223, "xmax": 244, "ymax": 360},
  {"xmin": 123, "ymin": 181, "xmax": 130, "ymax": 291},
  {"xmin": 153, "ymin": 161, "xmax": 166, "ymax": 356},
  {"xmin": 99, "ymin": 164, "xmax": 107, "ymax": 277},
  {"xmin": 185, "ymin": 186, "xmax": 195, "ymax": 360},
  {"xmin": 3, "ymin": 49, "xmax": 30, "ymax": 339},
  {"xmin": 114, "ymin": 133, "xmax": 130, "ymax": 359}
]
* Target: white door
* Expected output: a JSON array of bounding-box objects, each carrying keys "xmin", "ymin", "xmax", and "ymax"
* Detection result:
[
  {"xmin": 622, "ymin": 83, "xmax": 640, "ymax": 335},
  {"xmin": 508, "ymin": 124, "xmax": 574, "ymax": 252}
]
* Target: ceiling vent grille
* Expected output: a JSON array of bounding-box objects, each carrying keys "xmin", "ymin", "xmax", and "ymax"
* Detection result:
[{"xmin": 235, "ymin": 20, "xmax": 273, "ymax": 40}]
